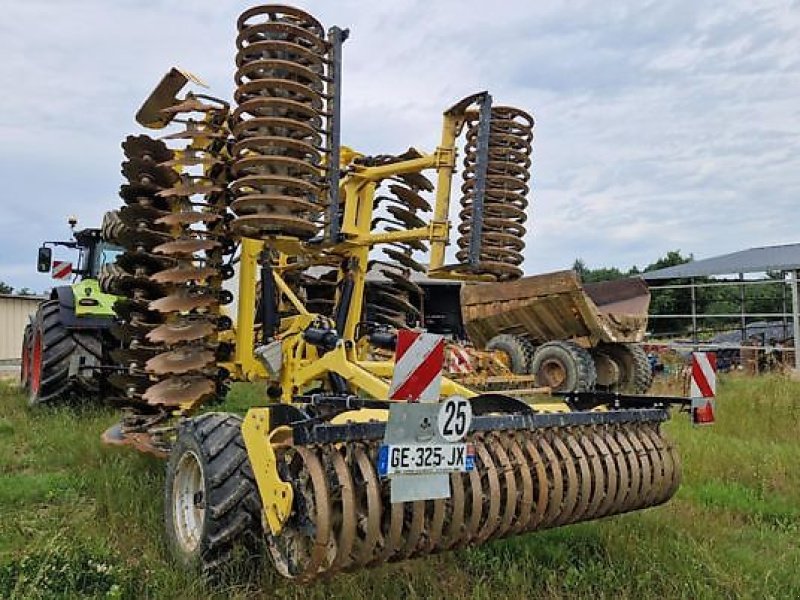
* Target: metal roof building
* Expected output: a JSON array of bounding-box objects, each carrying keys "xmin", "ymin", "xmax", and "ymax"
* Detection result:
[
  {"xmin": 642, "ymin": 243, "xmax": 800, "ymax": 371},
  {"xmin": 643, "ymin": 243, "xmax": 800, "ymax": 280}
]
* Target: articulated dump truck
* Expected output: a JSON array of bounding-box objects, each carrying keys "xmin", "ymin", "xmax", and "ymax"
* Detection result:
[
  {"xmin": 24, "ymin": 4, "xmax": 709, "ymax": 583},
  {"xmin": 461, "ymin": 270, "xmax": 654, "ymax": 393}
]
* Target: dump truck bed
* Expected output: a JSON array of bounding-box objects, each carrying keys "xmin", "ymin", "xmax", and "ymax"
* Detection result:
[{"xmin": 461, "ymin": 270, "xmax": 650, "ymax": 347}]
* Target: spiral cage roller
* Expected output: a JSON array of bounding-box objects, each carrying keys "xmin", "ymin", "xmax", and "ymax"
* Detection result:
[
  {"xmin": 457, "ymin": 104, "xmax": 534, "ymax": 281},
  {"xmin": 231, "ymin": 5, "xmax": 333, "ymax": 240}
]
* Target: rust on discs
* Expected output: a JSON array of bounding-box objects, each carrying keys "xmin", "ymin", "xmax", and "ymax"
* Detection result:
[
  {"xmin": 474, "ymin": 440, "xmax": 501, "ymax": 543},
  {"xmin": 602, "ymin": 430, "xmax": 630, "ymax": 516},
  {"xmin": 147, "ymin": 321, "xmax": 214, "ymax": 344},
  {"xmin": 155, "ymin": 211, "xmax": 221, "ymax": 226},
  {"xmin": 268, "ymin": 447, "xmax": 332, "ymax": 581},
  {"xmin": 395, "ymin": 501, "xmax": 425, "ymax": 561},
  {"xmin": 590, "ymin": 429, "xmax": 618, "ymax": 518},
  {"xmin": 577, "ymin": 430, "xmax": 606, "ymax": 521},
  {"xmin": 536, "ymin": 435, "xmax": 564, "ymax": 529},
  {"xmin": 563, "ymin": 430, "xmax": 593, "ymax": 523},
  {"xmin": 522, "ymin": 434, "xmax": 550, "ymax": 531},
  {"xmin": 324, "ymin": 447, "xmax": 356, "ymax": 574},
  {"xmin": 441, "ymin": 472, "xmax": 466, "ymax": 550},
  {"xmin": 486, "ymin": 435, "xmax": 517, "ymax": 539},
  {"xmin": 549, "ymin": 433, "xmax": 579, "ymax": 526},
  {"xmin": 624, "ymin": 426, "xmax": 653, "ymax": 511},
  {"xmin": 149, "ymin": 266, "xmax": 220, "ymax": 284},
  {"xmin": 505, "ymin": 434, "xmax": 533, "ymax": 535},
  {"xmin": 153, "ymin": 238, "xmax": 220, "ymax": 256},
  {"xmin": 614, "ymin": 427, "xmax": 642, "ymax": 513},
  {"xmin": 349, "ymin": 445, "xmax": 381, "ymax": 570},
  {"xmin": 142, "ymin": 375, "xmax": 214, "ymax": 407},
  {"xmin": 145, "ymin": 348, "xmax": 214, "ymax": 375}
]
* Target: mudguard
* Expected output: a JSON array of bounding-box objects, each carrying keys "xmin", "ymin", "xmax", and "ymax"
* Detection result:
[{"xmin": 50, "ymin": 280, "xmax": 118, "ymax": 329}]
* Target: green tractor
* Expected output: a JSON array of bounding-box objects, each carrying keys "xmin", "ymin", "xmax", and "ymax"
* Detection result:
[{"xmin": 20, "ymin": 218, "xmax": 122, "ymax": 405}]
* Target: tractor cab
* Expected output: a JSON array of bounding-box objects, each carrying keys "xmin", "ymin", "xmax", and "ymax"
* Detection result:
[{"xmin": 37, "ymin": 218, "xmax": 123, "ymax": 281}]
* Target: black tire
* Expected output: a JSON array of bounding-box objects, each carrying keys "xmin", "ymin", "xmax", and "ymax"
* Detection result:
[
  {"xmin": 601, "ymin": 343, "xmax": 653, "ymax": 394},
  {"xmin": 20, "ymin": 322, "xmax": 32, "ymax": 390},
  {"xmin": 101, "ymin": 209, "xmax": 126, "ymax": 244},
  {"xmin": 28, "ymin": 300, "xmax": 103, "ymax": 406},
  {"xmin": 97, "ymin": 262, "xmax": 128, "ymax": 295},
  {"xmin": 164, "ymin": 413, "xmax": 262, "ymax": 574},
  {"xmin": 486, "ymin": 333, "xmax": 534, "ymax": 374},
  {"xmin": 531, "ymin": 340, "xmax": 597, "ymax": 392}
]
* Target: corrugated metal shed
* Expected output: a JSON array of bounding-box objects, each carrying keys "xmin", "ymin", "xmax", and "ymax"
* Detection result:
[
  {"xmin": 0, "ymin": 294, "xmax": 45, "ymax": 361},
  {"xmin": 643, "ymin": 243, "xmax": 800, "ymax": 280}
]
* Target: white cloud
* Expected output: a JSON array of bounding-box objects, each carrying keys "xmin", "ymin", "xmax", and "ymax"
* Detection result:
[{"xmin": 1, "ymin": 0, "xmax": 799, "ymax": 291}]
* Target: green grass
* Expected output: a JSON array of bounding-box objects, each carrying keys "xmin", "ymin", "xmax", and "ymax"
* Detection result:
[{"xmin": 1, "ymin": 376, "xmax": 799, "ymax": 599}]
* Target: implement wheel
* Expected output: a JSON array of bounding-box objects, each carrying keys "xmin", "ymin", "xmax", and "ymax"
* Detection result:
[
  {"xmin": 28, "ymin": 299, "xmax": 102, "ymax": 406},
  {"xmin": 531, "ymin": 341, "xmax": 596, "ymax": 392},
  {"xmin": 601, "ymin": 343, "xmax": 653, "ymax": 393},
  {"xmin": 165, "ymin": 413, "xmax": 262, "ymax": 573},
  {"xmin": 486, "ymin": 334, "xmax": 534, "ymax": 374}
]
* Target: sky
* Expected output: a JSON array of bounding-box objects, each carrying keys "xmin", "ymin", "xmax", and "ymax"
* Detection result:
[{"xmin": 1, "ymin": 0, "xmax": 799, "ymax": 292}]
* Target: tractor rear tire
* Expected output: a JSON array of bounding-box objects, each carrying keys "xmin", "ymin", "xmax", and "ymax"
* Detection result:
[
  {"xmin": 164, "ymin": 413, "xmax": 262, "ymax": 574},
  {"xmin": 28, "ymin": 299, "xmax": 102, "ymax": 406},
  {"xmin": 602, "ymin": 343, "xmax": 653, "ymax": 394},
  {"xmin": 20, "ymin": 322, "xmax": 32, "ymax": 390},
  {"xmin": 531, "ymin": 341, "xmax": 597, "ymax": 392},
  {"xmin": 486, "ymin": 334, "xmax": 534, "ymax": 374}
]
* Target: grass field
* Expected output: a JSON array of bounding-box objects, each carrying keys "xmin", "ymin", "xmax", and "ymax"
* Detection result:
[{"xmin": 1, "ymin": 375, "xmax": 799, "ymax": 599}]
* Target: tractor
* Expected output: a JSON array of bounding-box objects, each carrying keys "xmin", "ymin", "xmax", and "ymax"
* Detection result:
[{"xmin": 20, "ymin": 219, "xmax": 122, "ymax": 405}]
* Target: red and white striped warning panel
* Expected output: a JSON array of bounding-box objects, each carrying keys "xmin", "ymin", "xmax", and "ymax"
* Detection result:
[
  {"xmin": 690, "ymin": 351, "xmax": 716, "ymax": 425},
  {"xmin": 389, "ymin": 330, "xmax": 445, "ymax": 403},
  {"xmin": 446, "ymin": 344, "xmax": 473, "ymax": 375},
  {"xmin": 51, "ymin": 260, "xmax": 73, "ymax": 280}
]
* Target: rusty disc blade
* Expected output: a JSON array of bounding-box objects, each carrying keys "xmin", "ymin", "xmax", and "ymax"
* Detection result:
[
  {"xmin": 118, "ymin": 204, "xmax": 169, "ymax": 228},
  {"xmin": 122, "ymin": 134, "xmax": 173, "ymax": 163},
  {"xmin": 395, "ymin": 172, "xmax": 434, "ymax": 193},
  {"xmin": 157, "ymin": 180, "xmax": 224, "ymax": 197},
  {"xmin": 387, "ymin": 204, "xmax": 426, "ymax": 229},
  {"xmin": 149, "ymin": 291, "xmax": 218, "ymax": 313},
  {"xmin": 160, "ymin": 96, "xmax": 222, "ymax": 115},
  {"xmin": 149, "ymin": 265, "xmax": 220, "ymax": 284},
  {"xmin": 142, "ymin": 375, "xmax": 215, "ymax": 406},
  {"xmin": 382, "ymin": 248, "xmax": 425, "ymax": 272},
  {"xmin": 388, "ymin": 184, "xmax": 431, "ymax": 211},
  {"xmin": 116, "ymin": 227, "xmax": 172, "ymax": 252},
  {"xmin": 147, "ymin": 320, "xmax": 215, "ymax": 344},
  {"xmin": 230, "ymin": 213, "xmax": 319, "ymax": 240},
  {"xmin": 155, "ymin": 211, "xmax": 222, "ymax": 227},
  {"xmin": 122, "ymin": 157, "xmax": 179, "ymax": 187},
  {"xmin": 111, "ymin": 347, "xmax": 163, "ymax": 366},
  {"xmin": 101, "ymin": 423, "xmax": 168, "ymax": 458},
  {"xmin": 145, "ymin": 347, "xmax": 215, "ymax": 375},
  {"xmin": 116, "ymin": 251, "xmax": 175, "ymax": 274},
  {"xmin": 108, "ymin": 372, "xmax": 151, "ymax": 393},
  {"xmin": 153, "ymin": 238, "xmax": 221, "ymax": 256}
]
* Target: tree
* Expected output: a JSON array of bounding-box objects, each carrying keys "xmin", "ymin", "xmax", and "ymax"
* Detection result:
[
  {"xmin": 0, "ymin": 281, "xmax": 12, "ymax": 294},
  {"xmin": 16, "ymin": 287, "xmax": 33, "ymax": 296}
]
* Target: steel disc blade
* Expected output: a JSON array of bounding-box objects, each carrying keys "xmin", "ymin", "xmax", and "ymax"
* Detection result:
[
  {"xmin": 387, "ymin": 204, "xmax": 426, "ymax": 229},
  {"xmin": 122, "ymin": 134, "xmax": 173, "ymax": 163},
  {"xmin": 395, "ymin": 172, "xmax": 434, "ymax": 193},
  {"xmin": 142, "ymin": 376, "xmax": 215, "ymax": 406},
  {"xmin": 379, "ymin": 269, "xmax": 423, "ymax": 295},
  {"xmin": 388, "ymin": 184, "xmax": 431, "ymax": 211},
  {"xmin": 153, "ymin": 238, "xmax": 221, "ymax": 256},
  {"xmin": 382, "ymin": 248, "xmax": 425, "ymax": 272},
  {"xmin": 147, "ymin": 320, "xmax": 215, "ymax": 344},
  {"xmin": 108, "ymin": 372, "xmax": 151, "ymax": 393},
  {"xmin": 116, "ymin": 251, "xmax": 175, "ymax": 274},
  {"xmin": 119, "ymin": 204, "xmax": 169, "ymax": 227},
  {"xmin": 122, "ymin": 157, "xmax": 179, "ymax": 187},
  {"xmin": 119, "ymin": 184, "xmax": 170, "ymax": 210},
  {"xmin": 154, "ymin": 211, "xmax": 222, "ymax": 227},
  {"xmin": 111, "ymin": 346, "xmax": 162, "ymax": 366},
  {"xmin": 149, "ymin": 265, "xmax": 220, "ymax": 284},
  {"xmin": 145, "ymin": 347, "xmax": 215, "ymax": 375},
  {"xmin": 149, "ymin": 291, "xmax": 218, "ymax": 313}
]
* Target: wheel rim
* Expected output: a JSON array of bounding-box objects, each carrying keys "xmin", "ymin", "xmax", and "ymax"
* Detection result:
[
  {"xmin": 172, "ymin": 450, "xmax": 206, "ymax": 554},
  {"xmin": 538, "ymin": 359, "xmax": 566, "ymax": 388},
  {"xmin": 30, "ymin": 331, "xmax": 43, "ymax": 395},
  {"xmin": 21, "ymin": 334, "xmax": 29, "ymax": 385}
]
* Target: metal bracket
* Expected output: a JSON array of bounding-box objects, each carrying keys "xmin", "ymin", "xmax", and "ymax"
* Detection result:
[
  {"xmin": 468, "ymin": 93, "xmax": 492, "ymax": 268},
  {"xmin": 326, "ymin": 26, "xmax": 349, "ymax": 243},
  {"xmin": 240, "ymin": 408, "xmax": 294, "ymax": 535}
]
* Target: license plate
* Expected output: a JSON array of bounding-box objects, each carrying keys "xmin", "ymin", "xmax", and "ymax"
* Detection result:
[{"xmin": 377, "ymin": 443, "xmax": 475, "ymax": 476}]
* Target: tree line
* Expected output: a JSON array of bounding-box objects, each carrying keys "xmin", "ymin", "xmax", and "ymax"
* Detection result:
[{"xmin": 573, "ymin": 251, "xmax": 790, "ymax": 338}]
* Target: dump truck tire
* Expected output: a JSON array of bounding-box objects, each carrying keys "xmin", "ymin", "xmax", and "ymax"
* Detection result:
[
  {"xmin": 20, "ymin": 322, "xmax": 32, "ymax": 390},
  {"xmin": 28, "ymin": 300, "xmax": 102, "ymax": 406},
  {"xmin": 603, "ymin": 343, "xmax": 653, "ymax": 393},
  {"xmin": 165, "ymin": 413, "xmax": 262, "ymax": 573},
  {"xmin": 531, "ymin": 341, "xmax": 596, "ymax": 392},
  {"xmin": 486, "ymin": 334, "xmax": 534, "ymax": 374}
]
